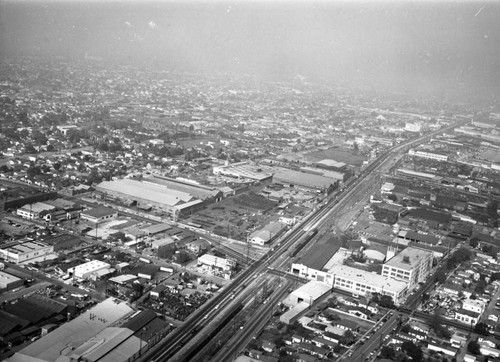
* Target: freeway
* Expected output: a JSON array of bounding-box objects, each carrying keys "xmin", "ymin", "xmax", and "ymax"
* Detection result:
[{"xmin": 139, "ymin": 117, "xmax": 470, "ymax": 361}]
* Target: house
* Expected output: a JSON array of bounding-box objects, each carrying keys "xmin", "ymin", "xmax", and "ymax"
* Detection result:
[
  {"xmin": 427, "ymin": 342, "xmax": 458, "ymax": 357},
  {"xmin": 480, "ymin": 345, "xmax": 500, "ymax": 358},
  {"xmin": 408, "ymin": 328, "xmax": 427, "ymax": 341},
  {"xmin": 455, "ymin": 308, "xmax": 480, "ymax": 326},
  {"xmin": 261, "ymin": 341, "xmax": 275, "ymax": 353},
  {"xmin": 464, "ymin": 354, "xmax": 477, "ymax": 362},
  {"xmin": 334, "ymin": 319, "xmax": 359, "ymax": 332},
  {"xmin": 478, "ymin": 336, "xmax": 497, "ymax": 349},
  {"xmin": 488, "ymin": 314, "xmax": 499, "ymax": 323},
  {"xmin": 348, "ymin": 307, "xmax": 370, "ymax": 320}
]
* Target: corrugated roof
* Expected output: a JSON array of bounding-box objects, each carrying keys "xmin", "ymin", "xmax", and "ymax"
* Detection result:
[
  {"xmin": 273, "ymin": 170, "xmax": 335, "ymax": 190},
  {"xmin": 11, "ymin": 298, "xmax": 134, "ymax": 362},
  {"xmin": 97, "ymin": 179, "xmax": 193, "ymax": 206},
  {"xmin": 121, "ymin": 310, "xmax": 157, "ymax": 332}
]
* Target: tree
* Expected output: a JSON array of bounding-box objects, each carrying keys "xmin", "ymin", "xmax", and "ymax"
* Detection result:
[
  {"xmin": 474, "ymin": 322, "xmax": 490, "ymax": 336},
  {"xmin": 401, "ymin": 340, "xmax": 423, "ymax": 362},
  {"xmin": 340, "ymin": 330, "xmax": 356, "ymax": 346},
  {"xmin": 380, "ymin": 345, "xmax": 396, "ymax": 360},
  {"xmin": 378, "ymin": 295, "xmax": 395, "ymax": 309},
  {"xmin": 435, "ymin": 270, "xmax": 447, "ymax": 284},
  {"xmin": 469, "ymin": 238, "xmax": 479, "ymax": 249},
  {"xmin": 430, "ymin": 309, "xmax": 451, "ymax": 339},
  {"xmin": 467, "ymin": 340, "xmax": 481, "ymax": 355},
  {"xmin": 401, "ymin": 324, "xmax": 411, "ymax": 333},
  {"xmin": 475, "ymin": 279, "xmax": 487, "ymax": 295}
]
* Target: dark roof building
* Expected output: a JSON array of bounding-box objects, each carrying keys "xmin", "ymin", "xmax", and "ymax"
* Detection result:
[{"xmin": 273, "ymin": 170, "xmax": 337, "ymax": 191}]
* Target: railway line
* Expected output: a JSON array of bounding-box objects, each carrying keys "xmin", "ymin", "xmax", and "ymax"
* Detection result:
[{"xmin": 140, "ymin": 117, "xmax": 470, "ymax": 362}]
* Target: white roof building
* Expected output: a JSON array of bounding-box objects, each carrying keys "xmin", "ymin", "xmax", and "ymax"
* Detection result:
[
  {"xmin": 71, "ymin": 260, "xmax": 111, "ymax": 279},
  {"xmin": 197, "ymin": 254, "xmax": 235, "ymax": 271}
]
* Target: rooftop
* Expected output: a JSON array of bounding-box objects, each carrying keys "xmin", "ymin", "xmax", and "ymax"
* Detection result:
[
  {"xmin": 384, "ymin": 246, "xmax": 433, "ymax": 271},
  {"xmin": 0, "ymin": 270, "xmax": 22, "ymax": 284},
  {"xmin": 315, "ymin": 159, "xmax": 347, "ymax": 168},
  {"xmin": 273, "ymin": 169, "xmax": 336, "ymax": 190},
  {"xmin": 10, "ymin": 298, "xmax": 134, "ymax": 362},
  {"xmin": 299, "ymin": 236, "xmax": 341, "ymax": 271},
  {"xmin": 97, "ymin": 179, "xmax": 194, "ymax": 206},
  {"xmin": 328, "ymin": 264, "xmax": 408, "ymax": 293},
  {"xmin": 82, "ymin": 207, "xmax": 117, "ymax": 218}
]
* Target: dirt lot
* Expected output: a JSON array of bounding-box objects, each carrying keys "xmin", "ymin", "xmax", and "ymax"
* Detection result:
[{"xmin": 304, "ymin": 147, "xmax": 366, "ymax": 167}]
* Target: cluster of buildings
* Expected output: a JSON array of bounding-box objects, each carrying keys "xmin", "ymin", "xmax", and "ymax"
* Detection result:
[{"xmin": 291, "ymin": 246, "xmax": 433, "ymax": 306}]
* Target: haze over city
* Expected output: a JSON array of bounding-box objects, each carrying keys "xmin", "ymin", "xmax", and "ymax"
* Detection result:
[
  {"xmin": 2, "ymin": 1, "xmax": 500, "ymax": 362},
  {"xmin": 1, "ymin": 0, "xmax": 500, "ymax": 99}
]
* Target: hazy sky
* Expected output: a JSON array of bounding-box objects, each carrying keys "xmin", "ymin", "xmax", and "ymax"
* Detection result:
[{"xmin": 1, "ymin": 0, "xmax": 500, "ymax": 97}]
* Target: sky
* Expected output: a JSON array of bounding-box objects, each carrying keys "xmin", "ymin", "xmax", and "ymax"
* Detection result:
[{"xmin": 1, "ymin": 0, "xmax": 499, "ymax": 98}]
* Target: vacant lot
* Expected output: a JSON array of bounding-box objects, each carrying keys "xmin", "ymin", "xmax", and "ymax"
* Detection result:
[{"xmin": 305, "ymin": 147, "xmax": 366, "ymax": 167}]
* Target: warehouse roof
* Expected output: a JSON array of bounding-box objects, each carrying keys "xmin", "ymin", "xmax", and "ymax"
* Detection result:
[
  {"xmin": 81, "ymin": 207, "xmax": 117, "ymax": 218},
  {"xmin": 315, "ymin": 159, "xmax": 347, "ymax": 168},
  {"xmin": 121, "ymin": 310, "xmax": 157, "ymax": 332},
  {"xmin": 300, "ymin": 236, "xmax": 341, "ymax": 271},
  {"xmin": 145, "ymin": 175, "xmax": 221, "ymax": 200},
  {"xmin": 273, "ymin": 170, "xmax": 335, "ymax": 190},
  {"xmin": 11, "ymin": 298, "xmax": 134, "ymax": 362},
  {"xmin": 97, "ymin": 179, "xmax": 194, "ymax": 206},
  {"xmin": 141, "ymin": 223, "xmax": 172, "ymax": 235}
]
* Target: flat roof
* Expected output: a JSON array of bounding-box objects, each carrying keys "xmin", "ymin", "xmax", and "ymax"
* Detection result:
[
  {"xmin": 11, "ymin": 298, "xmax": 134, "ymax": 362},
  {"xmin": 273, "ymin": 170, "xmax": 336, "ymax": 189},
  {"xmin": 316, "ymin": 159, "xmax": 347, "ymax": 168},
  {"xmin": 82, "ymin": 207, "xmax": 117, "ymax": 218},
  {"xmin": 292, "ymin": 280, "xmax": 331, "ymax": 301},
  {"xmin": 0, "ymin": 270, "xmax": 22, "ymax": 284},
  {"xmin": 1, "ymin": 240, "xmax": 51, "ymax": 254},
  {"xmin": 20, "ymin": 202, "xmax": 55, "ymax": 213},
  {"xmin": 97, "ymin": 179, "xmax": 194, "ymax": 206},
  {"xmin": 300, "ymin": 236, "xmax": 341, "ymax": 271},
  {"xmin": 384, "ymin": 247, "xmax": 432, "ymax": 271},
  {"xmin": 145, "ymin": 175, "xmax": 221, "ymax": 200},
  {"xmin": 141, "ymin": 223, "xmax": 172, "ymax": 234},
  {"xmin": 214, "ymin": 161, "xmax": 274, "ymax": 181},
  {"xmin": 328, "ymin": 264, "xmax": 408, "ymax": 293}
]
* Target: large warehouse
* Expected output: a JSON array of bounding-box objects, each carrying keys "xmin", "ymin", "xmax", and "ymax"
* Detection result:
[
  {"xmin": 145, "ymin": 175, "xmax": 223, "ymax": 202},
  {"xmin": 96, "ymin": 179, "xmax": 205, "ymax": 219},
  {"xmin": 273, "ymin": 169, "xmax": 337, "ymax": 192},
  {"xmin": 213, "ymin": 161, "xmax": 274, "ymax": 181},
  {"xmin": 9, "ymin": 298, "xmax": 135, "ymax": 362}
]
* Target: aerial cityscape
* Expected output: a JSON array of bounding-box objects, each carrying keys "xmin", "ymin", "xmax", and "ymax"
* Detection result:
[{"xmin": 1, "ymin": 1, "xmax": 500, "ymax": 362}]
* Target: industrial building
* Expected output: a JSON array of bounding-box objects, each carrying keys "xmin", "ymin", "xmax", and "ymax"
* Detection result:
[
  {"xmin": 408, "ymin": 149, "xmax": 449, "ymax": 162},
  {"xmin": 0, "ymin": 240, "xmax": 54, "ymax": 264},
  {"xmin": 248, "ymin": 221, "xmax": 287, "ymax": 245},
  {"xmin": 314, "ymin": 159, "xmax": 347, "ymax": 172},
  {"xmin": 291, "ymin": 262, "xmax": 408, "ymax": 305},
  {"xmin": 382, "ymin": 247, "xmax": 433, "ymax": 290},
  {"xmin": 273, "ymin": 170, "xmax": 337, "ymax": 192},
  {"xmin": 145, "ymin": 175, "xmax": 223, "ymax": 202},
  {"xmin": 197, "ymin": 254, "xmax": 235, "ymax": 272},
  {"xmin": 299, "ymin": 166, "xmax": 346, "ymax": 182},
  {"xmin": 96, "ymin": 179, "xmax": 205, "ymax": 219},
  {"xmin": 0, "ymin": 270, "xmax": 23, "ymax": 291},
  {"xmin": 80, "ymin": 207, "xmax": 118, "ymax": 224},
  {"xmin": 212, "ymin": 161, "xmax": 274, "ymax": 181},
  {"xmin": 9, "ymin": 298, "xmax": 136, "ymax": 362},
  {"xmin": 16, "ymin": 202, "xmax": 56, "ymax": 220},
  {"xmin": 69, "ymin": 260, "xmax": 112, "ymax": 280}
]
